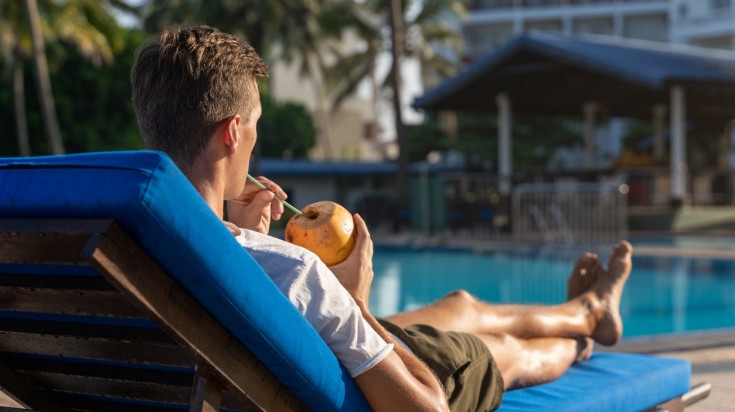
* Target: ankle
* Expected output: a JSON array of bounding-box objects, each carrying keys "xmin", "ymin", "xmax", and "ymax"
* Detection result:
[{"xmin": 578, "ymin": 292, "xmax": 603, "ymax": 333}]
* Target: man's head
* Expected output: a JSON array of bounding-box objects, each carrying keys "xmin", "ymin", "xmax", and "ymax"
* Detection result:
[{"xmin": 131, "ymin": 25, "xmax": 268, "ymax": 175}]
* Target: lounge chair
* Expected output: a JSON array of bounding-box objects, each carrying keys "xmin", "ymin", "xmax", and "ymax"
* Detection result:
[{"xmin": 0, "ymin": 151, "xmax": 709, "ymax": 411}]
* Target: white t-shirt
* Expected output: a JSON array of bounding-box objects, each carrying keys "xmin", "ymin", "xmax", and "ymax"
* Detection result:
[{"xmin": 234, "ymin": 228, "xmax": 393, "ymax": 377}]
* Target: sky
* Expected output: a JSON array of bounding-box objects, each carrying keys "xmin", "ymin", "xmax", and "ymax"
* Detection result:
[{"xmin": 111, "ymin": 0, "xmax": 145, "ymax": 28}]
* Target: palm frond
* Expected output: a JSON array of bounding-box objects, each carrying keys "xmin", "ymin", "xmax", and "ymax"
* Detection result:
[
  {"xmin": 325, "ymin": 51, "xmax": 377, "ymax": 109},
  {"xmin": 53, "ymin": 1, "xmax": 114, "ymax": 65}
]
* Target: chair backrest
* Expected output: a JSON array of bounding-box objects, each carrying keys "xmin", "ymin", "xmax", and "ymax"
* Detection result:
[{"xmin": 0, "ymin": 151, "xmax": 369, "ymax": 411}]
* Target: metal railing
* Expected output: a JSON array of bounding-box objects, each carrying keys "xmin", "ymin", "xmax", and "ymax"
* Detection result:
[
  {"xmin": 441, "ymin": 173, "xmax": 503, "ymax": 237},
  {"xmin": 512, "ymin": 181, "xmax": 628, "ymax": 244}
]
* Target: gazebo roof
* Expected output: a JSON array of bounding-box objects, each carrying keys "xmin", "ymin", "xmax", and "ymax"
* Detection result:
[{"xmin": 413, "ymin": 32, "xmax": 735, "ymax": 120}]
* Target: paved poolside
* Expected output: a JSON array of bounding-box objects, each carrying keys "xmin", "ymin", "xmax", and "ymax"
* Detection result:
[{"xmin": 661, "ymin": 345, "xmax": 735, "ymax": 411}]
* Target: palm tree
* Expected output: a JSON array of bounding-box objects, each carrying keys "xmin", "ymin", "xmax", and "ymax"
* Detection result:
[
  {"xmin": 276, "ymin": 1, "xmax": 360, "ymax": 159},
  {"xmin": 324, "ymin": 0, "xmax": 464, "ymax": 206},
  {"xmin": 25, "ymin": 0, "xmax": 64, "ymax": 154},
  {"xmin": 141, "ymin": 0, "xmax": 352, "ymax": 160},
  {"xmin": 141, "ymin": 0, "xmax": 329, "ymax": 63},
  {"xmin": 326, "ymin": 0, "xmax": 466, "ymax": 108},
  {"xmin": 0, "ymin": 0, "xmax": 128, "ymax": 155},
  {"xmin": 1, "ymin": 0, "xmax": 32, "ymax": 156}
]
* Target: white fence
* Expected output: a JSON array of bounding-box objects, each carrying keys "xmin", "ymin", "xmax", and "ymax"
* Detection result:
[{"xmin": 512, "ymin": 181, "xmax": 628, "ymax": 244}]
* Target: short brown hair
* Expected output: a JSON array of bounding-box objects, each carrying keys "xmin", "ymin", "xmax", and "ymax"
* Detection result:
[{"xmin": 131, "ymin": 25, "xmax": 268, "ymax": 174}]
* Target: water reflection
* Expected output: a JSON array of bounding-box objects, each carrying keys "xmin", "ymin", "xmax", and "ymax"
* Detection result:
[
  {"xmin": 371, "ymin": 263, "xmax": 401, "ymax": 316},
  {"xmin": 369, "ymin": 248, "xmax": 735, "ymax": 338}
]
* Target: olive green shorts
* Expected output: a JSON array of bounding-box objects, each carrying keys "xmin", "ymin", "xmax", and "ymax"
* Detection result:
[{"xmin": 379, "ymin": 319, "xmax": 505, "ymax": 412}]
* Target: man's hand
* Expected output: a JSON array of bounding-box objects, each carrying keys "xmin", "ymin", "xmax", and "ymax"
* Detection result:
[
  {"xmin": 226, "ymin": 176, "xmax": 286, "ymax": 234},
  {"xmin": 329, "ymin": 214, "xmax": 374, "ymax": 309}
]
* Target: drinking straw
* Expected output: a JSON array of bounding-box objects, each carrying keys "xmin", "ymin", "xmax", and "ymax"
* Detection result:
[{"xmin": 247, "ymin": 174, "xmax": 304, "ymax": 216}]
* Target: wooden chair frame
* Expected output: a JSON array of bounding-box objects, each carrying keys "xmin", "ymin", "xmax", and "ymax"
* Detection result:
[{"xmin": 0, "ymin": 218, "xmax": 307, "ymax": 411}]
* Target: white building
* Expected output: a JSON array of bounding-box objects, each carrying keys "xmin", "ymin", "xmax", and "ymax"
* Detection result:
[
  {"xmin": 271, "ymin": 56, "xmax": 385, "ymax": 161},
  {"xmin": 463, "ymin": 0, "xmax": 735, "ymax": 62},
  {"xmin": 270, "ymin": 29, "xmax": 403, "ymax": 162}
]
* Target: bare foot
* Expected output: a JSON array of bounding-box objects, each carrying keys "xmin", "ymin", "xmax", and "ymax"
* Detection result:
[
  {"xmin": 575, "ymin": 337, "xmax": 594, "ymax": 362},
  {"xmin": 590, "ymin": 241, "xmax": 633, "ymax": 346},
  {"xmin": 567, "ymin": 253, "xmax": 601, "ymax": 300}
]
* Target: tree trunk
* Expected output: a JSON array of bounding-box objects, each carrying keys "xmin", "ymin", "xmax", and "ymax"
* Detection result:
[
  {"xmin": 12, "ymin": 56, "xmax": 32, "ymax": 156},
  {"xmin": 24, "ymin": 0, "xmax": 64, "ymax": 154},
  {"xmin": 308, "ymin": 59, "xmax": 335, "ymax": 160},
  {"xmin": 389, "ymin": 0, "xmax": 408, "ymax": 211}
]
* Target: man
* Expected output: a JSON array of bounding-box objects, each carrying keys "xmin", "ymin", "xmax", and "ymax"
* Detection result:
[{"xmin": 131, "ymin": 25, "xmax": 633, "ymax": 411}]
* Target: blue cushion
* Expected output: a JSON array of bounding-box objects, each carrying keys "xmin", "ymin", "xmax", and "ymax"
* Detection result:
[
  {"xmin": 499, "ymin": 352, "xmax": 691, "ymax": 411},
  {"xmin": 0, "ymin": 151, "xmax": 369, "ymax": 411}
]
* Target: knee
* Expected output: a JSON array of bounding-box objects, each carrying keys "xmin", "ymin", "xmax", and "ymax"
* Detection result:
[
  {"xmin": 438, "ymin": 290, "xmax": 481, "ymax": 315},
  {"xmin": 443, "ymin": 289, "xmax": 477, "ymax": 304}
]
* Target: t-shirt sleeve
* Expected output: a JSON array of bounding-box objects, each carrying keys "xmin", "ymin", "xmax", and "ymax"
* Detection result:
[
  {"xmin": 293, "ymin": 256, "xmax": 394, "ymax": 377},
  {"xmin": 236, "ymin": 230, "xmax": 393, "ymax": 377}
]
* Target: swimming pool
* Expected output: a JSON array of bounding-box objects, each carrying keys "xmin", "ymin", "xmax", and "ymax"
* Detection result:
[{"xmin": 369, "ymin": 245, "xmax": 735, "ymax": 339}]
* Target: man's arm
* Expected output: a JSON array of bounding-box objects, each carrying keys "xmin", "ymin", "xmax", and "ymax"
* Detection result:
[
  {"xmin": 355, "ymin": 309, "xmax": 449, "ymax": 411},
  {"xmin": 330, "ymin": 214, "xmax": 449, "ymax": 412}
]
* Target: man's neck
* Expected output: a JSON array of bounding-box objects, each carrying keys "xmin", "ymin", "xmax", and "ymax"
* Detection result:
[
  {"xmin": 195, "ymin": 180, "xmax": 225, "ymax": 220},
  {"xmin": 187, "ymin": 158, "xmax": 227, "ymax": 220}
]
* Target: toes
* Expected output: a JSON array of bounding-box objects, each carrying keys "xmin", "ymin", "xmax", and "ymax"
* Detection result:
[
  {"xmin": 611, "ymin": 240, "xmax": 633, "ymax": 258},
  {"xmin": 589, "ymin": 259, "xmax": 602, "ymax": 277},
  {"xmin": 607, "ymin": 241, "xmax": 633, "ymax": 277},
  {"xmin": 573, "ymin": 253, "xmax": 598, "ymax": 276},
  {"xmin": 573, "ymin": 254, "xmax": 592, "ymax": 273},
  {"xmin": 568, "ymin": 253, "xmax": 604, "ymax": 301}
]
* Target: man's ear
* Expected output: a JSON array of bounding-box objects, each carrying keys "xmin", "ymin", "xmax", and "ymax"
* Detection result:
[{"xmin": 222, "ymin": 115, "xmax": 241, "ymax": 155}]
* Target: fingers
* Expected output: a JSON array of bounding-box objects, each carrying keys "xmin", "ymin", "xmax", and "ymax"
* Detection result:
[
  {"xmin": 234, "ymin": 176, "xmax": 286, "ymax": 221},
  {"xmin": 253, "ymin": 176, "xmax": 286, "ymax": 220},
  {"xmin": 352, "ymin": 213, "xmax": 370, "ymax": 240},
  {"xmin": 270, "ymin": 196, "xmax": 285, "ymax": 221},
  {"xmin": 352, "ymin": 214, "xmax": 373, "ymax": 255},
  {"xmin": 236, "ymin": 176, "xmax": 287, "ymax": 201},
  {"xmin": 252, "ymin": 190, "xmax": 275, "ymax": 209},
  {"xmin": 328, "ymin": 214, "xmax": 374, "ymax": 306},
  {"xmin": 242, "ymin": 190, "xmax": 275, "ymax": 227},
  {"xmin": 253, "ymin": 176, "xmax": 288, "ymax": 200}
]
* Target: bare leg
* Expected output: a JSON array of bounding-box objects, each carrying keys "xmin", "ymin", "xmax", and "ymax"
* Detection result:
[
  {"xmin": 384, "ymin": 242, "xmax": 633, "ymax": 389},
  {"xmin": 477, "ymin": 333, "xmax": 584, "ymax": 390},
  {"xmin": 385, "ymin": 255, "xmax": 602, "ymax": 338},
  {"xmin": 386, "ymin": 290, "xmax": 598, "ymax": 339},
  {"xmin": 384, "ymin": 241, "xmax": 633, "ymax": 345}
]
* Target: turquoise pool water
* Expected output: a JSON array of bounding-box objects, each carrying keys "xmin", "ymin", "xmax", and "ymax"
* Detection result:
[{"xmin": 369, "ymin": 246, "xmax": 735, "ymax": 339}]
